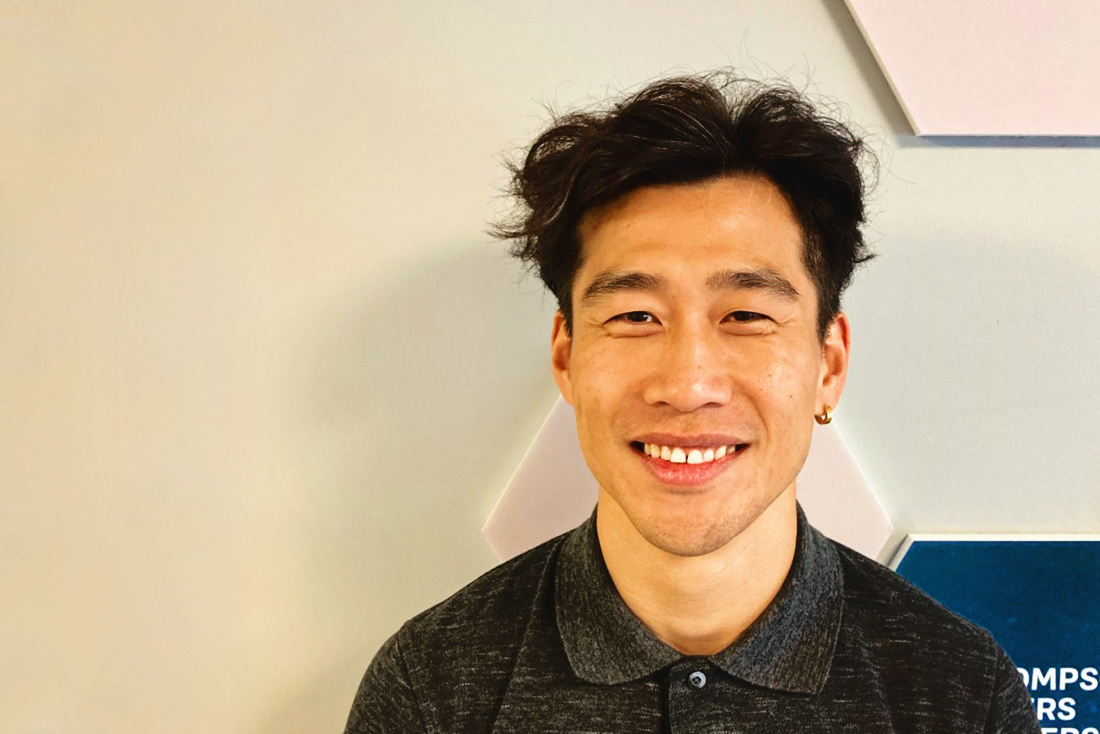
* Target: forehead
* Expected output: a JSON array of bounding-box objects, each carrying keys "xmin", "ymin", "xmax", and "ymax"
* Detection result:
[{"xmin": 576, "ymin": 175, "xmax": 807, "ymax": 283}]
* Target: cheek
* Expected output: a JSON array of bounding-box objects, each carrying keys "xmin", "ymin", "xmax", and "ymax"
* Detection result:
[
  {"xmin": 570, "ymin": 345, "xmax": 648, "ymax": 441},
  {"xmin": 752, "ymin": 351, "xmax": 821, "ymax": 408},
  {"xmin": 569, "ymin": 356, "xmax": 613, "ymax": 434},
  {"xmin": 572, "ymin": 343, "xmax": 632, "ymax": 399},
  {"xmin": 573, "ymin": 378, "xmax": 624, "ymax": 439}
]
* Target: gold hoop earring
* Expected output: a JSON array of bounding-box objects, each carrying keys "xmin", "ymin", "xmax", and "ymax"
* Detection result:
[{"xmin": 815, "ymin": 405, "xmax": 833, "ymax": 425}]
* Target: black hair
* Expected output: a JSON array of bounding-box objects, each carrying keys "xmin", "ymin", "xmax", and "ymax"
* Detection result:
[{"xmin": 493, "ymin": 71, "xmax": 875, "ymax": 339}]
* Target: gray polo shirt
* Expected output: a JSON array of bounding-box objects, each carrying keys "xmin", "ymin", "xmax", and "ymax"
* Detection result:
[{"xmin": 345, "ymin": 508, "xmax": 1041, "ymax": 732}]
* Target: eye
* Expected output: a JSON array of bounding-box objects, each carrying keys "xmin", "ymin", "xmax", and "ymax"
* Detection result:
[
  {"xmin": 721, "ymin": 310, "xmax": 776, "ymax": 334},
  {"xmin": 610, "ymin": 311, "xmax": 657, "ymax": 324},
  {"xmin": 726, "ymin": 311, "xmax": 768, "ymax": 322}
]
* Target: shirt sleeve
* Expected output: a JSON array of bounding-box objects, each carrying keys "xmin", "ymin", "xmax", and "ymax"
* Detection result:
[
  {"xmin": 984, "ymin": 644, "xmax": 1041, "ymax": 734},
  {"xmin": 344, "ymin": 632, "xmax": 429, "ymax": 734}
]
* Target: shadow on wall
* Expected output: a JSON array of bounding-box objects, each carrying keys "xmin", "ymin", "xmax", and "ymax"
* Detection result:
[
  {"xmin": 845, "ymin": 234, "xmax": 1100, "ymax": 530},
  {"xmin": 251, "ymin": 656, "xmax": 367, "ymax": 734},
  {"xmin": 899, "ymin": 136, "xmax": 1100, "ymax": 149},
  {"xmin": 251, "ymin": 243, "xmax": 557, "ymax": 734}
]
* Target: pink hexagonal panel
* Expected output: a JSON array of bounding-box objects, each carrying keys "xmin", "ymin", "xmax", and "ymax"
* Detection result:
[{"xmin": 844, "ymin": 0, "xmax": 1100, "ymax": 135}]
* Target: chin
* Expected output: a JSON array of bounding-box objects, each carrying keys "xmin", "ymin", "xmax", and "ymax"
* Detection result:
[
  {"xmin": 625, "ymin": 480, "xmax": 796, "ymax": 558},
  {"xmin": 646, "ymin": 533, "xmax": 732, "ymax": 558},
  {"xmin": 632, "ymin": 511, "xmax": 749, "ymax": 558}
]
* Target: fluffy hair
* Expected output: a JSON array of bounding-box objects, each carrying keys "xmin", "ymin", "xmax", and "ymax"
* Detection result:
[{"xmin": 494, "ymin": 72, "xmax": 875, "ymax": 339}]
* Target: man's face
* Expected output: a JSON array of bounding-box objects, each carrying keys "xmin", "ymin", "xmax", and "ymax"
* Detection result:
[{"xmin": 551, "ymin": 175, "xmax": 849, "ymax": 557}]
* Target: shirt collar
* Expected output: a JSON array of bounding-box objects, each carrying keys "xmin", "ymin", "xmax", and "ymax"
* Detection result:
[{"xmin": 554, "ymin": 505, "xmax": 844, "ymax": 694}]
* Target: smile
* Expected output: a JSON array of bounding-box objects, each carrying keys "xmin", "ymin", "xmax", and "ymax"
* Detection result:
[
  {"xmin": 638, "ymin": 443, "xmax": 741, "ymax": 464},
  {"xmin": 630, "ymin": 439, "xmax": 749, "ymax": 487}
]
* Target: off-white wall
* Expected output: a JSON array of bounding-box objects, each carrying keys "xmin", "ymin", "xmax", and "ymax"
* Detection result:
[{"xmin": 2, "ymin": 1, "xmax": 1097, "ymax": 731}]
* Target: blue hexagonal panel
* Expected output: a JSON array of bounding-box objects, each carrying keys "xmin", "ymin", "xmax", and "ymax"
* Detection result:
[{"xmin": 894, "ymin": 537, "xmax": 1100, "ymax": 729}]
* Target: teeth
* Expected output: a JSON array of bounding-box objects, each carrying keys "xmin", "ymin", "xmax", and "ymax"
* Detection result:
[{"xmin": 643, "ymin": 443, "xmax": 739, "ymax": 465}]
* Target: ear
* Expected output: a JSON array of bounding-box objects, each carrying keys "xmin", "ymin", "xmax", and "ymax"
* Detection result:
[
  {"xmin": 817, "ymin": 312, "xmax": 851, "ymax": 412},
  {"xmin": 550, "ymin": 311, "xmax": 575, "ymax": 405}
]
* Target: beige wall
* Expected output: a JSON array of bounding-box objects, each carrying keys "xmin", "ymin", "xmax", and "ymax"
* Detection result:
[{"xmin": 2, "ymin": 1, "xmax": 1098, "ymax": 731}]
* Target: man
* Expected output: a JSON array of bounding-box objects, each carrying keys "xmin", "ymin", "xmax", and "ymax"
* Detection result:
[{"xmin": 345, "ymin": 73, "xmax": 1041, "ymax": 732}]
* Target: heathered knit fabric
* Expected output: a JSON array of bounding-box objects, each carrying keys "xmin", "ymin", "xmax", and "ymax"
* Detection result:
[{"xmin": 345, "ymin": 508, "xmax": 1041, "ymax": 733}]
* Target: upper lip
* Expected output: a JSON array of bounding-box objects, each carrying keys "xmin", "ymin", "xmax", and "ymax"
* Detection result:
[{"xmin": 633, "ymin": 433, "xmax": 747, "ymax": 448}]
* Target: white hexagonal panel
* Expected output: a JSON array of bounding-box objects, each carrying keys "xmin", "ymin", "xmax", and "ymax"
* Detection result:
[
  {"xmin": 844, "ymin": 0, "xmax": 1100, "ymax": 135},
  {"xmin": 483, "ymin": 397, "xmax": 893, "ymax": 562}
]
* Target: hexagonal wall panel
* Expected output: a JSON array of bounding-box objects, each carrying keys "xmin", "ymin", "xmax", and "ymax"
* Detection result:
[
  {"xmin": 844, "ymin": 0, "xmax": 1100, "ymax": 135},
  {"xmin": 483, "ymin": 397, "xmax": 893, "ymax": 561}
]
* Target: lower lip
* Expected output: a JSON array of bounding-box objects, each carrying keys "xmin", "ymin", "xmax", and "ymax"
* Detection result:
[{"xmin": 635, "ymin": 445, "xmax": 746, "ymax": 487}]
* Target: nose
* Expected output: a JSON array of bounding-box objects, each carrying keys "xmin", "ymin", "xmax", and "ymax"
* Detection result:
[{"xmin": 641, "ymin": 323, "xmax": 733, "ymax": 412}]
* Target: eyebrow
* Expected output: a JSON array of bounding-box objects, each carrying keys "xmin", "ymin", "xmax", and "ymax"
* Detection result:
[
  {"xmin": 579, "ymin": 267, "xmax": 800, "ymax": 305},
  {"xmin": 579, "ymin": 270, "xmax": 667, "ymax": 305},
  {"xmin": 706, "ymin": 268, "xmax": 800, "ymax": 301}
]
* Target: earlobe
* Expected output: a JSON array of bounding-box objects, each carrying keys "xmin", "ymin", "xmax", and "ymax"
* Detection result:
[
  {"xmin": 550, "ymin": 311, "xmax": 575, "ymax": 405},
  {"xmin": 817, "ymin": 312, "xmax": 851, "ymax": 411}
]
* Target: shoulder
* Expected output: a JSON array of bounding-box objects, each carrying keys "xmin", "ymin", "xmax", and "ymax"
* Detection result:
[
  {"xmin": 834, "ymin": 539, "xmax": 999, "ymax": 656},
  {"xmin": 830, "ymin": 540, "xmax": 1039, "ymax": 731},
  {"xmin": 399, "ymin": 531, "xmax": 570, "ymax": 716},
  {"xmin": 397, "ymin": 529, "xmax": 567, "ymax": 652},
  {"xmin": 346, "ymin": 531, "xmax": 573, "ymax": 733}
]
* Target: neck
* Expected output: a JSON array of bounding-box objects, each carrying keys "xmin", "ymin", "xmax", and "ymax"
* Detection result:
[{"xmin": 596, "ymin": 487, "xmax": 798, "ymax": 656}]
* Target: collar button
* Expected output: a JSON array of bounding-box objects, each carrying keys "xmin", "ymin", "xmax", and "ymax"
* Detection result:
[{"xmin": 688, "ymin": 670, "xmax": 707, "ymax": 689}]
